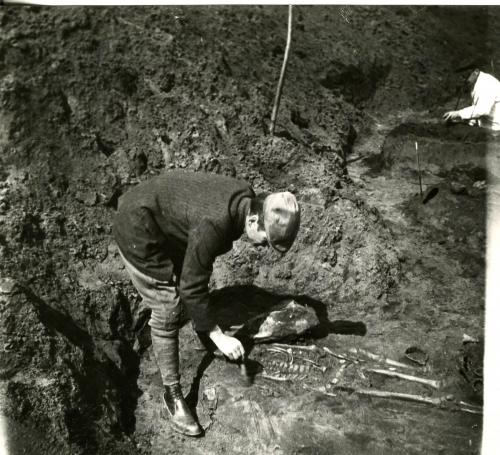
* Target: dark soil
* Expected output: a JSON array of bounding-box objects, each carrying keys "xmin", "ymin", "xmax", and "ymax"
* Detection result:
[{"xmin": 0, "ymin": 5, "xmax": 495, "ymax": 455}]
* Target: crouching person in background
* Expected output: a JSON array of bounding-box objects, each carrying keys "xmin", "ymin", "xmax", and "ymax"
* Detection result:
[{"xmin": 444, "ymin": 68, "xmax": 500, "ymax": 131}]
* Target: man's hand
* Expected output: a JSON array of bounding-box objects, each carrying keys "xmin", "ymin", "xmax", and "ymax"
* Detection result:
[
  {"xmin": 443, "ymin": 110, "xmax": 462, "ymax": 122},
  {"xmin": 208, "ymin": 326, "xmax": 245, "ymax": 360}
]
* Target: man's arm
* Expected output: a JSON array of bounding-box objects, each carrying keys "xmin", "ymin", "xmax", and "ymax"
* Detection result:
[
  {"xmin": 443, "ymin": 101, "xmax": 491, "ymax": 122},
  {"xmin": 456, "ymin": 97, "xmax": 494, "ymax": 120},
  {"xmin": 207, "ymin": 325, "xmax": 245, "ymax": 360},
  {"xmin": 179, "ymin": 219, "xmax": 244, "ymax": 360},
  {"xmin": 444, "ymin": 82, "xmax": 495, "ymax": 122}
]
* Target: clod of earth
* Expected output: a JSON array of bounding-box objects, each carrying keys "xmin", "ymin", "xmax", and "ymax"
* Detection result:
[
  {"xmin": 459, "ymin": 338, "xmax": 483, "ymax": 400},
  {"xmin": 0, "ymin": 277, "xmax": 17, "ymax": 295},
  {"xmin": 404, "ymin": 346, "xmax": 429, "ymax": 366}
]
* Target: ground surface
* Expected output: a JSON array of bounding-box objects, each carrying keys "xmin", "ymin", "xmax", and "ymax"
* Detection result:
[{"xmin": 0, "ymin": 5, "xmax": 495, "ymax": 455}]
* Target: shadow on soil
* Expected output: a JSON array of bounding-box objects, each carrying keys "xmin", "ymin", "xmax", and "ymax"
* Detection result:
[
  {"xmin": 22, "ymin": 287, "xmax": 142, "ymax": 442},
  {"xmin": 183, "ymin": 284, "xmax": 367, "ymax": 415},
  {"xmin": 209, "ymin": 284, "xmax": 367, "ymax": 339},
  {"xmin": 362, "ymin": 121, "xmax": 492, "ymax": 179}
]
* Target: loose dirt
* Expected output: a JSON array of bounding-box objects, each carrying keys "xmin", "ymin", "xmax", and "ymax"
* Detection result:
[{"xmin": 0, "ymin": 5, "xmax": 495, "ymax": 455}]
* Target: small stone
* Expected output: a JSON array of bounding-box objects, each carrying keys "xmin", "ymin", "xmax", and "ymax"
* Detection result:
[
  {"xmin": 215, "ymin": 116, "xmax": 228, "ymax": 136},
  {"xmin": 473, "ymin": 180, "xmax": 486, "ymax": 190},
  {"xmin": 450, "ymin": 182, "xmax": 467, "ymax": 195},
  {"xmin": 130, "ymin": 151, "xmax": 148, "ymax": 176},
  {"xmin": 84, "ymin": 191, "xmax": 99, "ymax": 206},
  {"xmin": 76, "ymin": 190, "xmax": 99, "ymax": 206},
  {"xmin": 0, "ymin": 277, "xmax": 17, "ymax": 294}
]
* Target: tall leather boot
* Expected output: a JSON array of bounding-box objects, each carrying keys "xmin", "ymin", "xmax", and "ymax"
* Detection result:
[{"xmin": 162, "ymin": 383, "xmax": 202, "ymax": 437}]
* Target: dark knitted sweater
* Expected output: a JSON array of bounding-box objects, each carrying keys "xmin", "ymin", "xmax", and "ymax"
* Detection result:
[{"xmin": 113, "ymin": 170, "xmax": 254, "ymax": 331}]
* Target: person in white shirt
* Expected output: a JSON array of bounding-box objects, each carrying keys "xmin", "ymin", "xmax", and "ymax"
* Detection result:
[{"xmin": 443, "ymin": 69, "xmax": 500, "ymax": 131}]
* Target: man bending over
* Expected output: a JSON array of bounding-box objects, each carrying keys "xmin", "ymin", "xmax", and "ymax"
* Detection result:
[{"xmin": 113, "ymin": 170, "xmax": 300, "ymax": 436}]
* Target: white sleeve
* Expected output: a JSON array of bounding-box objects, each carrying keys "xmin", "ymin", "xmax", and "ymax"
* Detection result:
[
  {"xmin": 458, "ymin": 97, "xmax": 494, "ymax": 119},
  {"xmin": 457, "ymin": 105, "xmax": 478, "ymax": 119},
  {"xmin": 459, "ymin": 77, "xmax": 496, "ymax": 119}
]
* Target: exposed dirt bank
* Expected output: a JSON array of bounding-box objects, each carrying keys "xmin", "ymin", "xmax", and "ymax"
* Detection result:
[{"xmin": 0, "ymin": 5, "xmax": 494, "ymax": 454}]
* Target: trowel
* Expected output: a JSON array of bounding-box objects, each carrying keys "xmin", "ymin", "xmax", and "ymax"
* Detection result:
[
  {"xmin": 237, "ymin": 354, "xmax": 253, "ymax": 387},
  {"xmin": 212, "ymin": 346, "xmax": 254, "ymax": 387}
]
